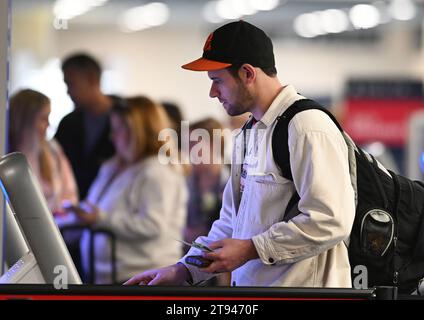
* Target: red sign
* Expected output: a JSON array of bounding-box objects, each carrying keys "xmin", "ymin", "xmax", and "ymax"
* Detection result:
[{"xmin": 342, "ymin": 99, "xmax": 424, "ymax": 146}]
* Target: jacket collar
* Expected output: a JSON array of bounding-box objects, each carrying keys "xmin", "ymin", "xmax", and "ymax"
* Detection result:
[
  {"xmin": 234, "ymin": 84, "xmax": 303, "ymax": 138},
  {"xmin": 259, "ymin": 84, "xmax": 304, "ymax": 127}
]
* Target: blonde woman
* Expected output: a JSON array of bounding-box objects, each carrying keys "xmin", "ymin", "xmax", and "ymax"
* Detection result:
[
  {"xmin": 70, "ymin": 96, "xmax": 188, "ymax": 284},
  {"xmin": 9, "ymin": 89, "xmax": 79, "ymax": 215}
]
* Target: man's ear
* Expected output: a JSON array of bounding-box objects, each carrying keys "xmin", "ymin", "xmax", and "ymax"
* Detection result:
[{"xmin": 239, "ymin": 64, "xmax": 256, "ymax": 84}]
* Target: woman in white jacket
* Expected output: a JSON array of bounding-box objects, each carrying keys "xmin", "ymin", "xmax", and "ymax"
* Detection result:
[{"xmin": 69, "ymin": 96, "xmax": 188, "ymax": 284}]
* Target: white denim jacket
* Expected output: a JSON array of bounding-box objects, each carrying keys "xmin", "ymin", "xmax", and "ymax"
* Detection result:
[{"xmin": 180, "ymin": 85, "xmax": 355, "ymax": 287}]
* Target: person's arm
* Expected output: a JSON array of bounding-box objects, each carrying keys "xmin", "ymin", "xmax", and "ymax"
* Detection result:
[
  {"xmin": 124, "ymin": 262, "xmax": 191, "ymax": 286},
  {"xmin": 252, "ymin": 111, "xmax": 356, "ymax": 266}
]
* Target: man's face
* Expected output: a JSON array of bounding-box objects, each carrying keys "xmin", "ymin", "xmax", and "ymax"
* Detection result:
[
  {"xmin": 63, "ymin": 68, "xmax": 96, "ymax": 108},
  {"xmin": 208, "ymin": 68, "xmax": 253, "ymax": 116}
]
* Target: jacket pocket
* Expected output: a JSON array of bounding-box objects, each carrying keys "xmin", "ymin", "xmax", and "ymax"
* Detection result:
[
  {"xmin": 236, "ymin": 173, "xmax": 293, "ymax": 236},
  {"xmin": 251, "ymin": 172, "xmax": 290, "ymax": 185}
]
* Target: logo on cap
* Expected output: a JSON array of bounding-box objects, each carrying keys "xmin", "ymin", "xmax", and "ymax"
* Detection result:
[{"xmin": 203, "ymin": 32, "xmax": 214, "ymax": 52}]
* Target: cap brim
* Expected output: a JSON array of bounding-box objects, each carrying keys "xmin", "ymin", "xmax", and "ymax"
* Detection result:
[{"xmin": 181, "ymin": 57, "xmax": 232, "ymax": 71}]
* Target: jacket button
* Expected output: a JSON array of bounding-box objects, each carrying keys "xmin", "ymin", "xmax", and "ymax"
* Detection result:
[
  {"xmin": 232, "ymin": 281, "xmax": 236, "ymax": 286},
  {"xmin": 268, "ymin": 257, "xmax": 275, "ymax": 264}
]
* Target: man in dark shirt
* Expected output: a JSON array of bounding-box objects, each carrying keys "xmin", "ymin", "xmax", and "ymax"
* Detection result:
[{"xmin": 55, "ymin": 53, "xmax": 121, "ymax": 199}]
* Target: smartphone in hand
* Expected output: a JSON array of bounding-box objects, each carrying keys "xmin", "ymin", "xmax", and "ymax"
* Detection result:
[
  {"xmin": 62, "ymin": 201, "xmax": 79, "ymax": 212},
  {"xmin": 185, "ymin": 255, "xmax": 212, "ymax": 268},
  {"xmin": 175, "ymin": 239, "xmax": 214, "ymax": 253}
]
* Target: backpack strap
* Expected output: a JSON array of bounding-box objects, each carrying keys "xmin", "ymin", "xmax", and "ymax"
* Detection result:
[
  {"xmin": 366, "ymin": 151, "xmax": 390, "ymax": 210},
  {"xmin": 272, "ymin": 99, "xmax": 343, "ymax": 180},
  {"xmin": 271, "ymin": 99, "xmax": 343, "ymax": 222},
  {"xmin": 241, "ymin": 116, "xmax": 255, "ymax": 135},
  {"xmin": 241, "ymin": 99, "xmax": 344, "ymax": 222},
  {"xmin": 241, "ymin": 116, "xmax": 255, "ymax": 159}
]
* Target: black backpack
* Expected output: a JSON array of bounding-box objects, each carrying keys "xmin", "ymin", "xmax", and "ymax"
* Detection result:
[{"xmin": 244, "ymin": 98, "xmax": 424, "ymax": 293}]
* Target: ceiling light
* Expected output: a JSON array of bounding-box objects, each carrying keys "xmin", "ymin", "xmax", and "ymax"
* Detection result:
[
  {"xmin": 349, "ymin": 4, "xmax": 381, "ymax": 29},
  {"xmin": 389, "ymin": 0, "xmax": 416, "ymax": 21}
]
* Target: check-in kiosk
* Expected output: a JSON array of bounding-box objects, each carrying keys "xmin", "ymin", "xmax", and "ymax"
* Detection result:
[{"xmin": 0, "ymin": 153, "xmax": 81, "ymax": 284}]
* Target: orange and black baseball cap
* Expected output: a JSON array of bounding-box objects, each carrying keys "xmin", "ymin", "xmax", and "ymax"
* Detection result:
[{"xmin": 182, "ymin": 20, "xmax": 275, "ymax": 72}]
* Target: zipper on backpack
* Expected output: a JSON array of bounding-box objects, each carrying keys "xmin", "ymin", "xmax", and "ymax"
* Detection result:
[{"xmin": 393, "ymin": 236, "xmax": 398, "ymax": 285}]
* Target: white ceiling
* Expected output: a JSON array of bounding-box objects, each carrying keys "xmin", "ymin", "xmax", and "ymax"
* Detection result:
[{"xmin": 11, "ymin": 0, "xmax": 424, "ymax": 39}]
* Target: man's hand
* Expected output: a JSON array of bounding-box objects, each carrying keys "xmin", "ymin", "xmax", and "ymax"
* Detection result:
[
  {"xmin": 200, "ymin": 238, "xmax": 259, "ymax": 274},
  {"xmin": 123, "ymin": 263, "xmax": 191, "ymax": 286}
]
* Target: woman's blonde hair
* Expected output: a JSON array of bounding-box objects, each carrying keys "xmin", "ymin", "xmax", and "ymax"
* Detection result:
[
  {"xmin": 9, "ymin": 89, "xmax": 53, "ymax": 183},
  {"xmin": 112, "ymin": 96, "xmax": 172, "ymax": 163}
]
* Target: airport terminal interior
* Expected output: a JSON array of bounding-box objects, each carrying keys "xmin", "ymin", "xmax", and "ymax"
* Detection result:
[{"xmin": 1, "ymin": 0, "xmax": 424, "ymax": 301}]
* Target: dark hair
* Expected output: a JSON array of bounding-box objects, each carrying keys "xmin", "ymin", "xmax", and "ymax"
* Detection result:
[
  {"xmin": 162, "ymin": 102, "xmax": 183, "ymax": 127},
  {"xmin": 162, "ymin": 102, "xmax": 184, "ymax": 151},
  {"xmin": 227, "ymin": 64, "xmax": 277, "ymax": 79},
  {"xmin": 61, "ymin": 53, "xmax": 102, "ymax": 81}
]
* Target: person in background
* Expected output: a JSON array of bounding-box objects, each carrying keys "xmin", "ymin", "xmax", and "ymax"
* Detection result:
[
  {"xmin": 185, "ymin": 117, "xmax": 231, "ymax": 286},
  {"xmin": 162, "ymin": 101, "xmax": 184, "ymax": 151},
  {"xmin": 162, "ymin": 101, "xmax": 192, "ymax": 174},
  {"xmin": 9, "ymin": 89, "xmax": 79, "ymax": 215},
  {"xmin": 185, "ymin": 117, "xmax": 229, "ymax": 246},
  {"xmin": 55, "ymin": 53, "xmax": 123, "ymax": 200},
  {"xmin": 66, "ymin": 96, "xmax": 188, "ymax": 284}
]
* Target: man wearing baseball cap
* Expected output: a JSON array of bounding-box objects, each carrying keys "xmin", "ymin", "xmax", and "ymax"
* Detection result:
[{"xmin": 125, "ymin": 20, "xmax": 355, "ymax": 288}]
